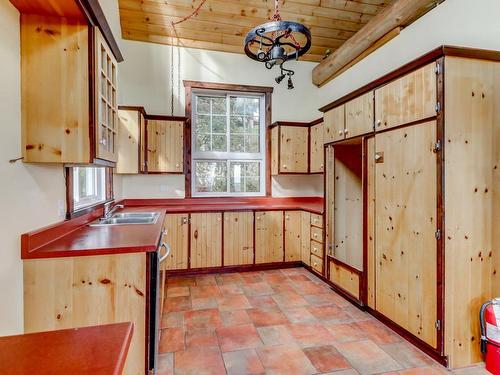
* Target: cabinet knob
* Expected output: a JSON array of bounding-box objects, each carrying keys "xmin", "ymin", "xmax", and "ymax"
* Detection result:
[
  {"xmin": 313, "ymin": 233, "xmax": 318, "ymax": 238},
  {"xmin": 338, "ymin": 130, "xmax": 343, "ymax": 136},
  {"xmin": 376, "ymin": 120, "xmax": 382, "ymax": 127},
  {"xmin": 282, "ymin": 164, "xmax": 287, "ymax": 169},
  {"xmin": 344, "ymin": 129, "xmax": 349, "ymax": 135},
  {"xmin": 100, "ymin": 138, "xmax": 107, "ymax": 146},
  {"xmin": 320, "ymin": 164, "xmax": 324, "ymax": 169},
  {"xmin": 175, "ymin": 163, "xmax": 180, "ymax": 168},
  {"xmin": 182, "ymin": 217, "xmax": 188, "ymax": 224},
  {"xmin": 286, "ymin": 215, "xmax": 290, "ymax": 220}
]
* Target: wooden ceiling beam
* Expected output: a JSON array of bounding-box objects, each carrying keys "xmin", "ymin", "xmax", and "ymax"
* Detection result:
[{"xmin": 312, "ymin": 0, "xmax": 443, "ymax": 87}]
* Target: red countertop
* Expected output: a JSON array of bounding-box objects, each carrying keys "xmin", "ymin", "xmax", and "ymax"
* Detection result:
[
  {"xmin": 0, "ymin": 322, "xmax": 133, "ymax": 375},
  {"xmin": 21, "ymin": 197, "xmax": 324, "ymax": 260}
]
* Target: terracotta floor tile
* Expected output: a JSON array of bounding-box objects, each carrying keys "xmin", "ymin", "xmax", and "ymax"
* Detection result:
[
  {"xmin": 355, "ymin": 320, "xmax": 402, "ymax": 345},
  {"xmin": 216, "ymin": 324, "xmax": 263, "ymax": 352},
  {"xmin": 293, "ymin": 280, "xmax": 330, "ymax": 295},
  {"xmin": 185, "ymin": 328, "xmax": 218, "ymax": 349},
  {"xmin": 247, "ymin": 295, "xmax": 279, "ymax": 310},
  {"xmin": 174, "ymin": 346, "xmax": 226, "ymax": 375},
  {"xmin": 270, "ymin": 281, "xmax": 298, "ymax": 294},
  {"xmin": 184, "ymin": 308, "xmax": 222, "ymax": 330},
  {"xmin": 242, "ymin": 282, "xmax": 275, "ymax": 296},
  {"xmin": 287, "ymin": 323, "xmax": 336, "ymax": 347},
  {"xmin": 240, "ymin": 273, "xmax": 265, "ymax": 284},
  {"xmin": 191, "ymin": 297, "xmax": 218, "ymax": 310},
  {"xmin": 320, "ymin": 370, "xmax": 360, "ymax": 375},
  {"xmin": 248, "ymin": 308, "xmax": 290, "ymax": 327},
  {"xmin": 195, "ymin": 275, "xmax": 218, "ymax": 286},
  {"xmin": 161, "ymin": 311, "xmax": 184, "ymax": 329},
  {"xmin": 280, "ymin": 267, "xmax": 307, "ymax": 275},
  {"xmin": 223, "ymin": 349, "xmax": 266, "ymax": 375},
  {"xmin": 159, "ymin": 327, "xmax": 185, "ymax": 353},
  {"xmin": 335, "ymin": 340, "xmax": 403, "ymax": 375},
  {"xmin": 307, "ymin": 305, "xmax": 353, "ymax": 323},
  {"xmin": 256, "ymin": 343, "xmax": 316, "ymax": 375},
  {"xmin": 220, "ymin": 310, "xmax": 252, "ymax": 327},
  {"xmin": 324, "ymin": 322, "xmax": 368, "ymax": 343},
  {"xmin": 288, "ymin": 274, "xmax": 311, "ymax": 282},
  {"xmin": 164, "ymin": 296, "xmax": 191, "ymax": 313},
  {"xmin": 190, "ymin": 285, "xmax": 221, "ymax": 299},
  {"xmin": 219, "ymin": 284, "xmax": 243, "ymax": 295},
  {"xmin": 216, "ymin": 273, "xmax": 244, "ymax": 285},
  {"xmin": 262, "ymin": 274, "xmax": 288, "ymax": 283},
  {"xmin": 393, "ymin": 367, "xmax": 450, "ymax": 375},
  {"xmin": 303, "ymin": 345, "xmax": 351, "ymax": 372},
  {"xmin": 157, "ymin": 353, "xmax": 173, "ymax": 375},
  {"xmin": 257, "ymin": 325, "xmax": 295, "ymax": 346},
  {"xmin": 380, "ymin": 342, "xmax": 435, "ymax": 369},
  {"xmin": 272, "ymin": 291, "xmax": 309, "ymax": 308},
  {"xmin": 343, "ymin": 305, "xmax": 373, "ymax": 321},
  {"xmin": 282, "ymin": 307, "xmax": 317, "ymax": 323},
  {"xmin": 216, "ymin": 294, "xmax": 252, "ymax": 311},
  {"xmin": 452, "ymin": 365, "xmax": 489, "ymax": 375},
  {"xmin": 168, "ymin": 276, "xmax": 196, "ymax": 287},
  {"xmin": 167, "ymin": 286, "xmax": 190, "ymax": 298},
  {"xmin": 303, "ymin": 293, "xmax": 340, "ymax": 307}
]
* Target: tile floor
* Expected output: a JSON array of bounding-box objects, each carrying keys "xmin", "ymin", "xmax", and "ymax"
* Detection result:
[{"xmin": 158, "ymin": 267, "xmax": 488, "ymax": 375}]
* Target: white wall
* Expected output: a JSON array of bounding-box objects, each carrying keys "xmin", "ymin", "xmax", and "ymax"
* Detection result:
[{"xmin": 0, "ymin": 1, "xmax": 67, "ymax": 335}]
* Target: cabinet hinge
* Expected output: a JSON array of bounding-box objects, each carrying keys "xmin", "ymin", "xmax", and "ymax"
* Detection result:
[
  {"xmin": 435, "ymin": 102, "xmax": 441, "ymax": 113},
  {"xmin": 433, "ymin": 140, "xmax": 442, "ymax": 153},
  {"xmin": 435, "ymin": 63, "xmax": 441, "ymax": 75},
  {"xmin": 435, "ymin": 229, "xmax": 442, "ymax": 240},
  {"xmin": 435, "ymin": 319, "xmax": 441, "ymax": 330}
]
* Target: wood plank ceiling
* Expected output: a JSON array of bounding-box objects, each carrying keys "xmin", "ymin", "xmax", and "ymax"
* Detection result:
[{"xmin": 118, "ymin": 0, "xmax": 395, "ymax": 62}]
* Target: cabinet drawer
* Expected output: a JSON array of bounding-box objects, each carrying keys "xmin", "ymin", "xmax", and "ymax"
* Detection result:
[
  {"xmin": 310, "ymin": 240, "xmax": 323, "ymax": 259},
  {"xmin": 311, "ymin": 226, "xmax": 324, "ymax": 243},
  {"xmin": 311, "ymin": 254, "xmax": 323, "ymax": 274},
  {"xmin": 329, "ymin": 262, "xmax": 360, "ymax": 299},
  {"xmin": 310, "ymin": 213, "xmax": 323, "ymax": 228}
]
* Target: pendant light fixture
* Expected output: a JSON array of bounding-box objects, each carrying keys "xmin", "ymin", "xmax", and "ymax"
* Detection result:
[{"xmin": 244, "ymin": 0, "xmax": 312, "ymax": 89}]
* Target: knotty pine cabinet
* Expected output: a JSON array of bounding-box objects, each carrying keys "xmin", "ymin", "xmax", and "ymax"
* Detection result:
[
  {"xmin": 20, "ymin": 15, "xmax": 120, "ymax": 164},
  {"xmin": 224, "ymin": 212, "xmax": 254, "ymax": 266},
  {"xmin": 284, "ymin": 211, "xmax": 302, "ymax": 262},
  {"xmin": 162, "ymin": 214, "xmax": 189, "ymax": 271},
  {"xmin": 300, "ymin": 212, "xmax": 311, "ymax": 266},
  {"xmin": 190, "ymin": 213, "xmax": 222, "ymax": 269},
  {"xmin": 146, "ymin": 118, "xmax": 184, "ymax": 173},
  {"xmin": 310, "ymin": 121, "xmax": 324, "ymax": 173},
  {"xmin": 116, "ymin": 108, "xmax": 144, "ymax": 174},
  {"xmin": 255, "ymin": 211, "xmax": 284, "ymax": 264}
]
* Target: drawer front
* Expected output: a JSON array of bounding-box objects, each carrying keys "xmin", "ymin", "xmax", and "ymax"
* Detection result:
[
  {"xmin": 311, "ymin": 226, "xmax": 324, "ymax": 243},
  {"xmin": 310, "ymin": 213, "xmax": 323, "ymax": 228},
  {"xmin": 310, "ymin": 240, "xmax": 323, "ymax": 259},
  {"xmin": 329, "ymin": 262, "xmax": 360, "ymax": 299},
  {"xmin": 311, "ymin": 254, "xmax": 323, "ymax": 274}
]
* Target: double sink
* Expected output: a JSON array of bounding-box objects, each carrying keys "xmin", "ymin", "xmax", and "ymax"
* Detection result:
[{"xmin": 89, "ymin": 212, "xmax": 160, "ymax": 227}]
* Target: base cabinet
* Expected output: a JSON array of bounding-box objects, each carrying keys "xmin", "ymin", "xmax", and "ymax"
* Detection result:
[
  {"xmin": 190, "ymin": 213, "xmax": 222, "ymax": 269},
  {"xmin": 284, "ymin": 211, "xmax": 302, "ymax": 262},
  {"xmin": 329, "ymin": 261, "xmax": 360, "ymax": 299},
  {"xmin": 255, "ymin": 211, "xmax": 284, "ymax": 264},
  {"xmin": 162, "ymin": 214, "xmax": 189, "ymax": 270},
  {"xmin": 223, "ymin": 212, "xmax": 254, "ymax": 266}
]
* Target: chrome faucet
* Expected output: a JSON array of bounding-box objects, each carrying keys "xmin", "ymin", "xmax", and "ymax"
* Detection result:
[{"xmin": 104, "ymin": 203, "xmax": 124, "ymax": 219}]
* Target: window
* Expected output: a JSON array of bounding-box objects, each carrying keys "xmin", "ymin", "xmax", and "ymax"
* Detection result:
[
  {"xmin": 192, "ymin": 91, "xmax": 266, "ymax": 196},
  {"xmin": 67, "ymin": 166, "xmax": 112, "ymax": 214}
]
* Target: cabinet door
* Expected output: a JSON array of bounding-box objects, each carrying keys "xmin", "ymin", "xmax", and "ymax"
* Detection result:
[
  {"xmin": 325, "ymin": 146, "xmax": 335, "ymax": 257},
  {"xmin": 310, "ymin": 123, "xmax": 324, "ymax": 173},
  {"xmin": 271, "ymin": 126, "xmax": 279, "ymax": 176},
  {"xmin": 300, "ymin": 211, "xmax": 311, "ymax": 265},
  {"xmin": 116, "ymin": 109, "xmax": 140, "ymax": 174},
  {"xmin": 375, "ymin": 121, "xmax": 438, "ymax": 348},
  {"xmin": 329, "ymin": 262, "xmax": 360, "ymax": 299},
  {"xmin": 375, "ymin": 62, "xmax": 437, "ymax": 131},
  {"xmin": 162, "ymin": 214, "xmax": 189, "ymax": 270},
  {"xmin": 284, "ymin": 211, "xmax": 302, "ymax": 262},
  {"xmin": 190, "ymin": 213, "xmax": 222, "ymax": 269},
  {"xmin": 95, "ymin": 27, "xmax": 118, "ymax": 162},
  {"xmin": 139, "ymin": 112, "xmax": 146, "ymax": 172},
  {"xmin": 147, "ymin": 119, "xmax": 184, "ymax": 173},
  {"xmin": 224, "ymin": 212, "xmax": 254, "ymax": 266},
  {"xmin": 345, "ymin": 91, "xmax": 374, "ymax": 139},
  {"xmin": 324, "ymin": 105, "xmax": 345, "ymax": 143},
  {"xmin": 279, "ymin": 126, "xmax": 308, "ymax": 173},
  {"xmin": 255, "ymin": 211, "xmax": 283, "ymax": 264}
]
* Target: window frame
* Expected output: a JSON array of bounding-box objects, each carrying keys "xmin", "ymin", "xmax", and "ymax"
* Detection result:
[{"xmin": 191, "ymin": 89, "xmax": 267, "ymax": 197}]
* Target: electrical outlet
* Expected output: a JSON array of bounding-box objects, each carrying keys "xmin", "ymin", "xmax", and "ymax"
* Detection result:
[
  {"xmin": 160, "ymin": 184, "xmax": 168, "ymax": 193},
  {"xmin": 57, "ymin": 199, "xmax": 66, "ymax": 219}
]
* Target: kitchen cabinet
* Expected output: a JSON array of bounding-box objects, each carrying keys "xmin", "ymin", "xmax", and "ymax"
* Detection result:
[
  {"xmin": 300, "ymin": 211, "xmax": 311, "ymax": 266},
  {"xmin": 284, "ymin": 211, "xmax": 302, "ymax": 262},
  {"xmin": 329, "ymin": 262, "xmax": 360, "ymax": 299},
  {"xmin": 279, "ymin": 125, "xmax": 308, "ymax": 173},
  {"xmin": 190, "ymin": 213, "xmax": 222, "ymax": 269},
  {"xmin": 323, "ymin": 105, "xmax": 344, "ymax": 144},
  {"xmin": 345, "ymin": 91, "xmax": 374, "ymax": 139},
  {"xmin": 116, "ymin": 108, "xmax": 144, "ymax": 174},
  {"xmin": 20, "ymin": 14, "xmax": 121, "ymax": 164},
  {"xmin": 255, "ymin": 211, "xmax": 284, "ymax": 264},
  {"xmin": 146, "ymin": 118, "xmax": 184, "ymax": 173},
  {"xmin": 162, "ymin": 214, "xmax": 189, "ymax": 271},
  {"xmin": 223, "ymin": 212, "xmax": 254, "ymax": 266},
  {"xmin": 310, "ymin": 121, "xmax": 324, "ymax": 173}
]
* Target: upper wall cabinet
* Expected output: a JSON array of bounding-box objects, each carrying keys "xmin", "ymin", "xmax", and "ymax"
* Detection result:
[
  {"xmin": 310, "ymin": 120, "xmax": 324, "ymax": 173},
  {"xmin": 324, "ymin": 105, "xmax": 344, "ymax": 143},
  {"xmin": 279, "ymin": 125, "xmax": 309, "ymax": 173},
  {"xmin": 19, "ymin": 10, "xmax": 122, "ymax": 165},
  {"xmin": 375, "ymin": 62, "xmax": 437, "ymax": 130},
  {"xmin": 116, "ymin": 108, "xmax": 144, "ymax": 174},
  {"xmin": 345, "ymin": 91, "xmax": 374, "ymax": 139},
  {"xmin": 146, "ymin": 117, "xmax": 185, "ymax": 173}
]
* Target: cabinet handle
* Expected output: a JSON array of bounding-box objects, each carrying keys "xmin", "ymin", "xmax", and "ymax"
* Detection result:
[{"xmin": 182, "ymin": 217, "xmax": 188, "ymax": 224}]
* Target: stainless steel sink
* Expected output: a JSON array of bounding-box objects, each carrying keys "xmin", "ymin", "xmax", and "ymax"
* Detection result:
[{"xmin": 89, "ymin": 212, "xmax": 160, "ymax": 227}]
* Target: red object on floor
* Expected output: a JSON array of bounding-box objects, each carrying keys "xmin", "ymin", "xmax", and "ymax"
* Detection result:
[{"xmin": 482, "ymin": 299, "xmax": 500, "ymax": 374}]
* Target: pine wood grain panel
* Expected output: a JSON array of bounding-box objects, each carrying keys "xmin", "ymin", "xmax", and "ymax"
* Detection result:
[
  {"xmin": 21, "ymin": 14, "xmax": 90, "ymax": 163},
  {"xmin": 310, "ymin": 122, "xmax": 324, "ymax": 173},
  {"xmin": 375, "ymin": 62, "xmax": 437, "ymax": 130},
  {"xmin": 375, "ymin": 121, "xmax": 437, "ymax": 348},
  {"xmin": 333, "ymin": 145, "xmax": 363, "ymax": 271},
  {"xmin": 329, "ymin": 261, "xmax": 360, "ymax": 299},
  {"xmin": 223, "ymin": 212, "xmax": 254, "ymax": 266},
  {"xmin": 444, "ymin": 57, "xmax": 499, "ymax": 368},
  {"xmin": 324, "ymin": 105, "xmax": 345, "ymax": 144},
  {"xmin": 310, "ymin": 213, "xmax": 323, "ymax": 228},
  {"xmin": 255, "ymin": 211, "xmax": 283, "ymax": 264},
  {"xmin": 271, "ymin": 126, "xmax": 279, "ymax": 176},
  {"xmin": 345, "ymin": 91, "xmax": 374, "ymax": 138},
  {"xmin": 23, "ymin": 253, "xmax": 146, "ymax": 375},
  {"xmin": 284, "ymin": 211, "xmax": 302, "ymax": 262},
  {"xmin": 116, "ymin": 109, "xmax": 140, "ymax": 174},
  {"xmin": 366, "ymin": 137, "xmax": 376, "ymax": 309},
  {"xmin": 147, "ymin": 119, "xmax": 184, "ymax": 173},
  {"xmin": 279, "ymin": 126, "xmax": 308, "ymax": 173},
  {"xmin": 310, "ymin": 226, "xmax": 324, "ymax": 244},
  {"xmin": 190, "ymin": 213, "xmax": 222, "ymax": 268},
  {"xmin": 139, "ymin": 112, "xmax": 146, "ymax": 172},
  {"xmin": 162, "ymin": 214, "xmax": 189, "ymax": 270},
  {"xmin": 301, "ymin": 211, "xmax": 311, "ymax": 266},
  {"xmin": 310, "ymin": 240, "xmax": 323, "ymax": 259},
  {"xmin": 325, "ymin": 146, "xmax": 335, "ymax": 257},
  {"xmin": 311, "ymin": 254, "xmax": 323, "ymax": 274}
]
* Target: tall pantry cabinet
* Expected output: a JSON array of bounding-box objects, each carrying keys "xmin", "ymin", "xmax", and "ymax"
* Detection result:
[{"xmin": 321, "ymin": 46, "xmax": 499, "ymax": 369}]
